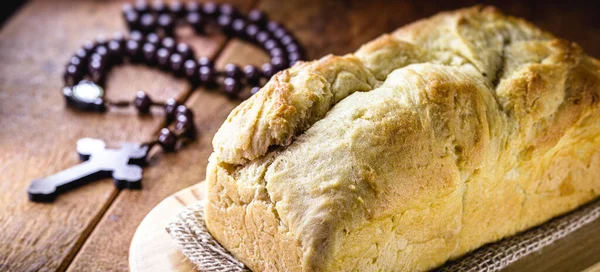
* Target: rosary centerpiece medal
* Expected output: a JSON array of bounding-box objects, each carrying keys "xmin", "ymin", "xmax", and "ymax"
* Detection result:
[
  {"xmin": 27, "ymin": 1, "xmax": 305, "ymax": 202},
  {"xmin": 63, "ymin": 80, "xmax": 106, "ymax": 111}
]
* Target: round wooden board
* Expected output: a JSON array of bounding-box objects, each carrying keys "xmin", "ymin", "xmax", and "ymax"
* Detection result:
[
  {"xmin": 129, "ymin": 182, "xmax": 206, "ymax": 272},
  {"xmin": 130, "ymin": 181, "xmax": 600, "ymax": 272}
]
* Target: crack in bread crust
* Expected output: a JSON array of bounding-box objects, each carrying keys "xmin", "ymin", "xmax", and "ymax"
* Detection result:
[
  {"xmin": 205, "ymin": 5, "xmax": 600, "ymax": 272},
  {"xmin": 212, "ymin": 55, "xmax": 378, "ymax": 165}
]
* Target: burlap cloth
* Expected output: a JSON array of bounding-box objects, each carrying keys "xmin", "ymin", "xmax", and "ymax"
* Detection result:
[{"xmin": 167, "ymin": 198, "xmax": 600, "ymax": 272}]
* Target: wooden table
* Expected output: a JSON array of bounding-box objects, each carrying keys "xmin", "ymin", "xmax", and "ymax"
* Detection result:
[{"xmin": 1, "ymin": 1, "xmax": 598, "ymax": 271}]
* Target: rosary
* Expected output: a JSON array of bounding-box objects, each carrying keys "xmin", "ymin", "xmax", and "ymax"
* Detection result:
[{"xmin": 28, "ymin": 1, "xmax": 304, "ymax": 202}]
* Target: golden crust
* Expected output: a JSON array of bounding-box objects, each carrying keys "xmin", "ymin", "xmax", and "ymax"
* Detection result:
[
  {"xmin": 212, "ymin": 55, "xmax": 378, "ymax": 165},
  {"xmin": 205, "ymin": 6, "xmax": 600, "ymax": 271}
]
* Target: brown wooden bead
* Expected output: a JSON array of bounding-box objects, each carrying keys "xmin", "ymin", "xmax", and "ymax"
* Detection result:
[
  {"xmin": 89, "ymin": 53, "xmax": 100, "ymax": 63},
  {"xmin": 175, "ymin": 105, "xmax": 194, "ymax": 121},
  {"xmin": 161, "ymin": 37, "xmax": 175, "ymax": 52},
  {"xmin": 269, "ymin": 47, "xmax": 284, "ymax": 58},
  {"xmin": 64, "ymin": 64, "xmax": 81, "ymax": 86},
  {"xmin": 280, "ymin": 34, "xmax": 295, "ymax": 46},
  {"xmin": 185, "ymin": 2, "xmax": 200, "ymax": 13},
  {"xmin": 175, "ymin": 43, "xmax": 193, "ymax": 59},
  {"xmin": 288, "ymin": 52, "xmax": 301, "ymax": 65},
  {"xmin": 164, "ymin": 98, "xmax": 179, "ymax": 120},
  {"xmin": 69, "ymin": 56, "xmax": 83, "ymax": 70},
  {"xmin": 129, "ymin": 30, "xmax": 144, "ymax": 42},
  {"xmin": 245, "ymin": 24, "xmax": 259, "ymax": 41},
  {"xmin": 112, "ymin": 32, "xmax": 126, "ymax": 45},
  {"xmin": 223, "ymin": 77, "xmax": 241, "ymax": 97},
  {"xmin": 263, "ymin": 39, "xmax": 278, "ymax": 51},
  {"xmin": 256, "ymin": 31, "xmax": 270, "ymax": 44},
  {"xmin": 107, "ymin": 40, "xmax": 124, "ymax": 64},
  {"xmin": 75, "ymin": 48, "xmax": 88, "ymax": 60},
  {"xmin": 126, "ymin": 40, "xmax": 141, "ymax": 61},
  {"xmin": 152, "ymin": 0, "xmax": 167, "ymax": 14},
  {"xmin": 261, "ymin": 62, "xmax": 275, "ymax": 78},
  {"xmin": 82, "ymin": 40, "xmax": 95, "ymax": 53},
  {"xmin": 199, "ymin": 66, "xmax": 215, "ymax": 85},
  {"xmin": 197, "ymin": 56, "xmax": 213, "ymax": 68},
  {"xmin": 124, "ymin": 11, "xmax": 140, "ymax": 30},
  {"xmin": 88, "ymin": 60, "xmax": 105, "ymax": 83},
  {"xmin": 217, "ymin": 15, "xmax": 233, "ymax": 35},
  {"xmin": 286, "ymin": 43, "xmax": 300, "ymax": 54},
  {"xmin": 271, "ymin": 56, "xmax": 287, "ymax": 71},
  {"xmin": 157, "ymin": 14, "xmax": 174, "ymax": 36},
  {"xmin": 90, "ymin": 53, "xmax": 107, "ymax": 67},
  {"xmin": 158, "ymin": 128, "xmax": 177, "ymax": 152},
  {"xmin": 243, "ymin": 65, "xmax": 261, "ymax": 86},
  {"xmin": 248, "ymin": 9, "xmax": 267, "ymax": 26},
  {"xmin": 183, "ymin": 59, "xmax": 198, "ymax": 81},
  {"xmin": 186, "ymin": 12, "xmax": 205, "ymax": 34},
  {"xmin": 219, "ymin": 4, "xmax": 237, "ymax": 17},
  {"xmin": 134, "ymin": 0, "xmax": 149, "ymax": 13},
  {"xmin": 168, "ymin": 1, "xmax": 184, "ymax": 17},
  {"xmin": 201, "ymin": 2, "xmax": 218, "ymax": 17},
  {"xmin": 156, "ymin": 47, "xmax": 170, "ymax": 68},
  {"xmin": 95, "ymin": 46, "xmax": 109, "ymax": 63},
  {"xmin": 108, "ymin": 40, "xmax": 124, "ymax": 56},
  {"xmin": 134, "ymin": 91, "xmax": 152, "ymax": 113},
  {"xmin": 142, "ymin": 43, "xmax": 157, "ymax": 64},
  {"xmin": 273, "ymin": 27, "xmax": 287, "ymax": 40},
  {"xmin": 231, "ymin": 18, "xmax": 246, "ymax": 37},
  {"xmin": 178, "ymin": 116, "xmax": 196, "ymax": 137},
  {"xmin": 175, "ymin": 114, "xmax": 195, "ymax": 134},
  {"xmin": 122, "ymin": 3, "xmax": 134, "ymax": 16},
  {"xmin": 145, "ymin": 32, "xmax": 160, "ymax": 46},
  {"xmin": 140, "ymin": 13, "xmax": 156, "ymax": 33},
  {"xmin": 267, "ymin": 21, "xmax": 282, "ymax": 33},
  {"xmin": 88, "ymin": 58, "xmax": 102, "ymax": 73},
  {"xmin": 95, "ymin": 35, "xmax": 108, "ymax": 46},
  {"xmin": 224, "ymin": 63, "xmax": 242, "ymax": 79},
  {"xmin": 169, "ymin": 53, "xmax": 184, "ymax": 75}
]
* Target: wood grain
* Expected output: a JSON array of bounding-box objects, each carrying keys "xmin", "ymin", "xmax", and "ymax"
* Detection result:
[
  {"xmin": 0, "ymin": 0, "xmax": 599, "ymax": 271},
  {"xmin": 66, "ymin": 5, "xmax": 264, "ymax": 272},
  {"xmin": 0, "ymin": 0, "xmax": 234, "ymax": 271},
  {"xmin": 0, "ymin": 1, "xmax": 185, "ymax": 271},
  {"xmin": 504, "ymin": 214, "xmax": 600, "ymax": 272},
  {"xmin": 129, "ymin": 182, "xmax": 205, "ymax": 272},
  {"xmin": 258, "ymin": 0, "xmax": 600, "ymax": 60}
]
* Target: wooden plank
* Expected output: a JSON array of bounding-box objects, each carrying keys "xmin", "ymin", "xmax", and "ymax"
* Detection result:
[
  {"xmin": 1, "ymin": 1, "xmax": 598, "ymax": 272},
  {"xmin": 504, "ymin": 213, "xmax": 600, "ymax": 272},
  {"xmin": 78, "ymin": 1, "xmax": 446, "ymax": 270},
  {"xmin": 0, "ymin": 0, "xmax": 224, "ymax": 271},
  {"xmin": 129, "ymin": 182, "xmax": 205, "ymax": 272},
  {"xmin": 65, "ymin": 87, "xmax": 237, "ymax": 272},
  {"xmin": 256, "ymin": 0, "xmax": 600, "ymax": 59},
  {"xmin": 71, "ymin": 0, "xmax": 600, "ymax": 271},
  {"xmin": 68, "ymin": 39, "xmax": 267, "ymax": 271},
  {"xmin": 584, "ymin": 262, "xmax": 600, "ymax": 272},
  {"xmin": 65, "ymin": 2, "xmax": 262, "ymax": 271}
]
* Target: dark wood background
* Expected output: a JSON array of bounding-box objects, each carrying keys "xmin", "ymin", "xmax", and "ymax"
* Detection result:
[{"xmin": 0, "ymin": 0, "xmax": 598, "ymax": 271}]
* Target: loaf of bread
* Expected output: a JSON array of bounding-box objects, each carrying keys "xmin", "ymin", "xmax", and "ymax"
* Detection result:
[{"xmin": 204, "ymin": 6, "xmax": 600, "ymax": 271}]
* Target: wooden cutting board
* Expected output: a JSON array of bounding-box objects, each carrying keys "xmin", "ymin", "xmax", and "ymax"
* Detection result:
[
  {"xmin": 129, "ymin": 182, "xmax": 600, "ymax": 272},
  {"xmin": 129, "ymin": 182, "xmax": 207, "ymax": 272}
]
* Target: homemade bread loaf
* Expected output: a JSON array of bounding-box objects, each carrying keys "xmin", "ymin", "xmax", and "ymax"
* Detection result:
[{"xmin": 204, "ymin": 6, "xmax": 600, "ymax": 271}]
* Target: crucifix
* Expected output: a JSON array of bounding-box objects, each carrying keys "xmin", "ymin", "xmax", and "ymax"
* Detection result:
[
  {"xmin": 28, "ymin": 138, "xmax": 149, "ymax": 202},
  {"xmin": 29, "ymin": 1, "xmax": 304, "ymax": 204}
]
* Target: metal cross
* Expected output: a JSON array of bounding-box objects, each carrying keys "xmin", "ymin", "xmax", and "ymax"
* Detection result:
[{"xmin": 28, "ymin": 138, "xmax": 148, "ymax": 202}]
